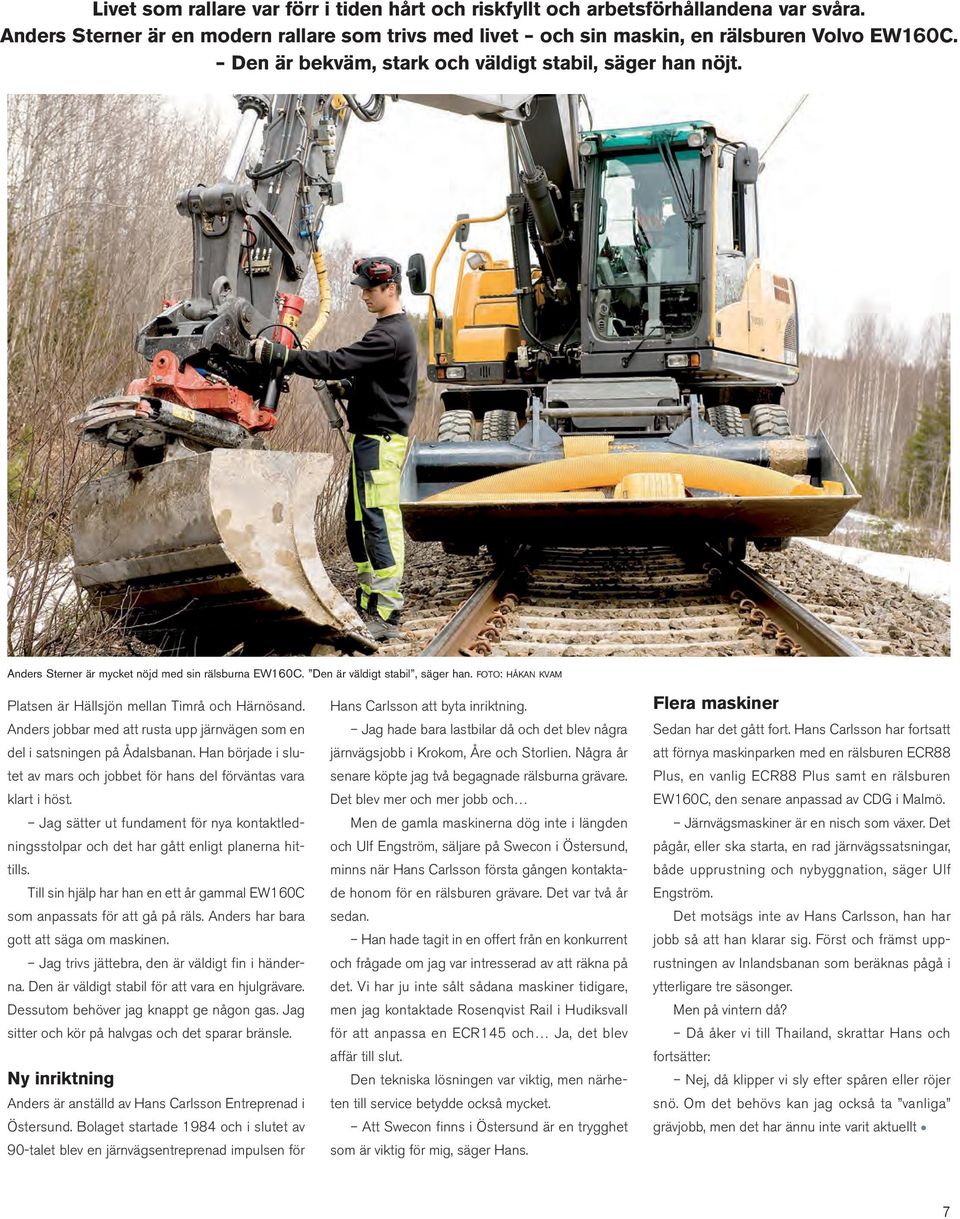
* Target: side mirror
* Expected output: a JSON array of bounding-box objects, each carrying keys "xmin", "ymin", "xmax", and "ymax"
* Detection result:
[
  {"xmin": 734, "ymin": 145, "xmax": 759, "ymax": 185},
  {"xmin": 406, "ymin": 253, "xmax": 427, "ymax": 295},
  {"xmin": 455, "ymin": 213, "xmax": 470, "ymax": 245}
]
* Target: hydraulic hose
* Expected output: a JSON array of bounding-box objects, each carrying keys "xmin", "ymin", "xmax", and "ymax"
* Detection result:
[
  {"xmin": 302, "ymin": 250, "xmax": 332, "ymax": 348},
  {"xmin": 508, "ymin": 199, "xmax": 541, "ymax": 352}
]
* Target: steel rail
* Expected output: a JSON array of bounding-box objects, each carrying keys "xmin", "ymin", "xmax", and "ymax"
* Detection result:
[
  {"xmin": 421, "ymin": 544, "xmax": 864, "ymax": 659},
  {"xmin": 419, "ymin": 563, "xmax": 518, "ymax": 657},
  {"xmin": 706, "ymin": 547, "xmax": 865, "ymax": 657}
]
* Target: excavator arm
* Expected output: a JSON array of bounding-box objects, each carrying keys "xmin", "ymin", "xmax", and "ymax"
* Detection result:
[
  {"xmin": 69, "ymin": 93, "xmax": 583, "ymax": 654},
  {"xmin": 138, "ymin": 95, "xmax": 348, "ymax": 377},
  {"xmin": 76, "ymin": 92, "xmax": 580, "ymax": 456},
  {"xmin": 75, "ymin": 94, "xmax": 352, "ymax": 453}
]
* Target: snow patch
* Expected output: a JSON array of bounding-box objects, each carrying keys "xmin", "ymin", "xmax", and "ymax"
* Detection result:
[{"xmin": 799, "ymin": 539, "xmax": 951, "ymax": 605}]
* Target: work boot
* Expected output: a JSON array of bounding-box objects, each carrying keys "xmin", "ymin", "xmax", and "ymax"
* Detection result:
[{"xmin": 365, "ymin": 611, "xmax": 401, "ymax": 642}]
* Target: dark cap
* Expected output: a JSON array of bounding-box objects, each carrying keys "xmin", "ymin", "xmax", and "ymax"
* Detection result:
[{"xmin": 351, "ymin": 256, "xmax": 402, "ymax": 288}]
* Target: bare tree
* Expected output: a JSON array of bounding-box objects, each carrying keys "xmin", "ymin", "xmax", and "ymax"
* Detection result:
[
  {"xmin": 784, "ymin": 312, "xmax": 948, "ymax": 521},
  {"xmin": 7, "ymin": 95, "xmax": 227, "ymax": 653}
]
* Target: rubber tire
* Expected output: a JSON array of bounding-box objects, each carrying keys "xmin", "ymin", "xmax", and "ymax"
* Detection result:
[
  {"xmin": 481, "ymin": 409, "xmax": 519, "ymax": 442},
  {"xmin": 437, "ymin": 409, "xmax": 475, "ymax": 443},
  {"xmin": 749, "ymin": 403, "xmax": 791, "ymax": 437},
  {"xmin": 705, "ymin": 404, "xmax": 745, "ymax": 437}
]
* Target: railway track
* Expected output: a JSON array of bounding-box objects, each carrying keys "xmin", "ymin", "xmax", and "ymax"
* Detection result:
[{"xmin": 379, "ymin": 545, "xmax": 869, "ymax": 659}]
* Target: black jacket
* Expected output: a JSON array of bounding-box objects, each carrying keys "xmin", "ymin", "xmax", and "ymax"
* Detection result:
[{"xmin": 286, "ymin": 312, "xmax": 418, "ymax": 436}]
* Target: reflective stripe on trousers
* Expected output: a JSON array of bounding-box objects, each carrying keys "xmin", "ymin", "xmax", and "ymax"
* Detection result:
[{"xmin": 347, "ymin": 433, "xmax": 407, "ymax": 619}]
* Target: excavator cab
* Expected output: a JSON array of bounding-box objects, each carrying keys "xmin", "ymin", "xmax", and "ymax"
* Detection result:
[
  {"xmin": 592, "ymin": 148, "xmax": 702, "ymax": 341},
  {"xmin": 422, "ymin": 120, "xmax": 798, "ymax": 411},
  {"xmin": 579, "ymin": 122, "xmax": 798, "ymax": 394}
]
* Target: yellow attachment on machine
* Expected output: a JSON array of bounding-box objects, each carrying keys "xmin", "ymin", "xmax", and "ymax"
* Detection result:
[
  {"xmin": 402, "ymin": 448, "xmax": 855, "ymax": 552},
  {"xmin": 614, "ymin": 472, "xmax": 686, "ymax": 500},
  {"xmin": 436, "ymin": 491, "xmax": 608, "ymax": 502},
  {"xmin": 425, "ymin": 451, "xmax": 845, "ymax": 502},
  {"xmin": 562, "ymin": 435, "xmax": 613, "ymax": 458}
]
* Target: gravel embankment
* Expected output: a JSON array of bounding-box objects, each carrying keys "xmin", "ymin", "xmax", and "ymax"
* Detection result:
[
  {"xmin": 749, "ymin": 543, "xmax": 950, "ymax": 657},
  {"xmin": 38, "ymin": 539, "xmax": 948, "ymax": 658},
  {"xmin": 332, "ymin": 540, "xmax": 950, "ymax": 658}
]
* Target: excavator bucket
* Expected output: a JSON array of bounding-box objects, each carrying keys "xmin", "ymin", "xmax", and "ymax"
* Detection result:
[{"xmin": 71, "ymin": 450, "xmax": 374, "ymax": 653}]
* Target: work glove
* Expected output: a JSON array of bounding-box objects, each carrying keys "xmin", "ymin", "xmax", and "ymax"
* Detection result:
[{"xmin": 250, "ymin": 337, "xmax": 288, "ymax": 369}]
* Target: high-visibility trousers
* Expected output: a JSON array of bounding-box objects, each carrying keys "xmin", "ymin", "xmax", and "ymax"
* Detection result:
[{"xmin": 346, "ymin": 433, "xmax": 407, "ymax": 621}]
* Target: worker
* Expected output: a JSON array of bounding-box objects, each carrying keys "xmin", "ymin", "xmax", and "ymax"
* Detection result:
[{"xmin": 250, "ymin": 256, "xmax": 418, "ymax": 642}]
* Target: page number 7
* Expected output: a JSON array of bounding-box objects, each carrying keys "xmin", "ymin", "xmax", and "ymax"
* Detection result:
[{"xmin": 943, "ymin": 1207, "xmax": 950, "ymax": 1217}]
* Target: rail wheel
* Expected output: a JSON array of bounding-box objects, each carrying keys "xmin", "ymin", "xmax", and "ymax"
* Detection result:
[{"xmin": 721, "ymin": 537, "xmax": 748, "ymax": 563}]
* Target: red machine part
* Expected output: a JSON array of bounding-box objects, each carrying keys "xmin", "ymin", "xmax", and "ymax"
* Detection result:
[
  {"xmin": 128, "ymin": 351, "xmax": 277, "ymax": 433},
  {"xmin": 275, "ymin": 293, "xmax": 305, "ymax": 346}
]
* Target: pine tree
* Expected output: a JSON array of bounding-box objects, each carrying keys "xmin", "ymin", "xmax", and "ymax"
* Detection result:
[{"xmin": 897, "ymin": 324, "xmax": 950, "ymax": 525}]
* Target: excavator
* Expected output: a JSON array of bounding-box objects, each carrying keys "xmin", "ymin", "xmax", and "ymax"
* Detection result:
[{"xmin": 70, "ymin": 93, "xmax": 858, "ymax": 652}]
